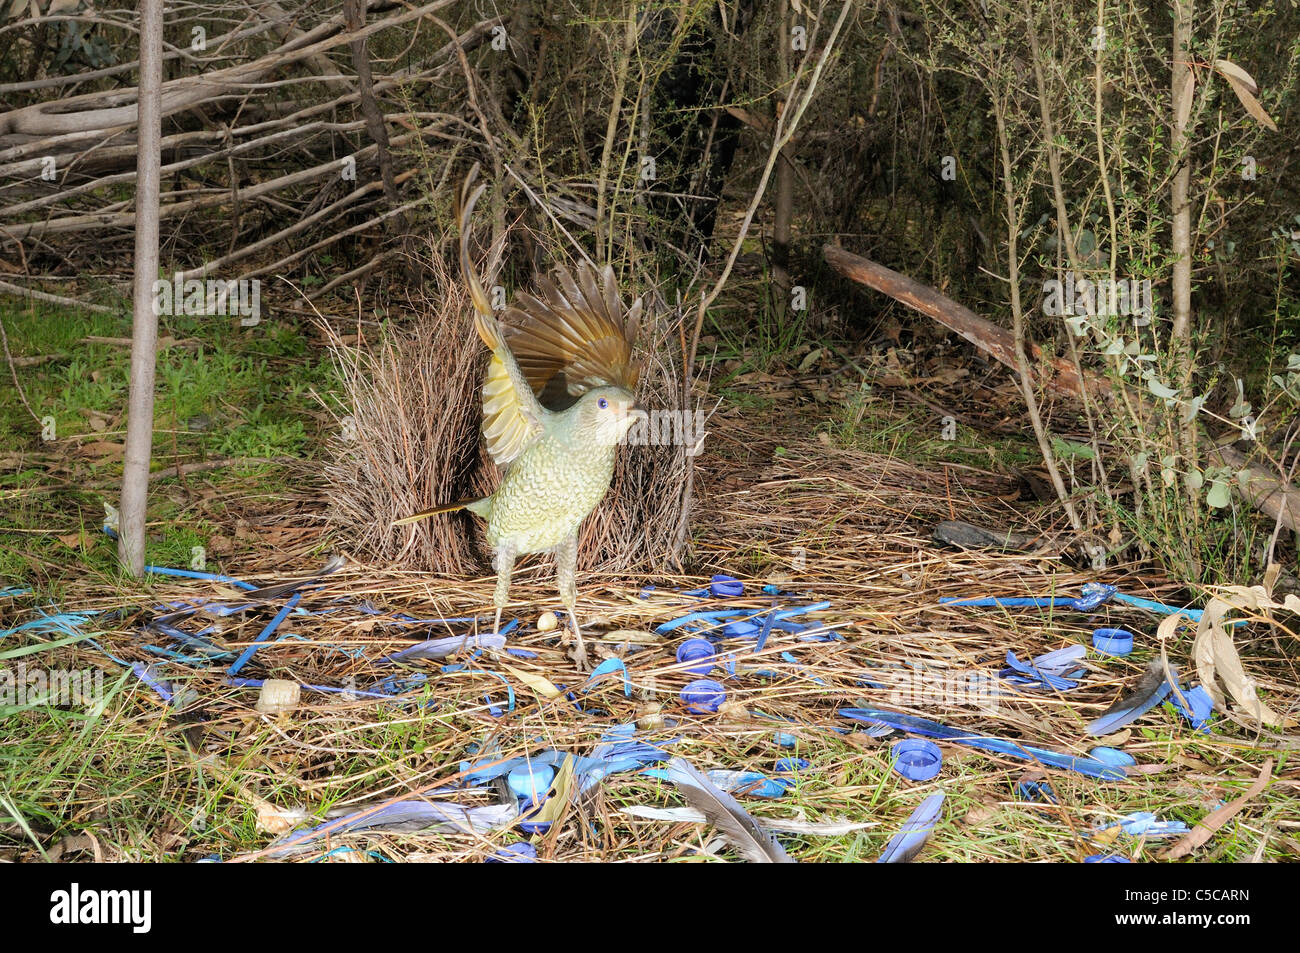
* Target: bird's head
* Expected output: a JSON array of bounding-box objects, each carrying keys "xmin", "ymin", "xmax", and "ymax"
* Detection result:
[{"xmin": 563, "ymin": 385, "xmax": 646, "ymax": 448}]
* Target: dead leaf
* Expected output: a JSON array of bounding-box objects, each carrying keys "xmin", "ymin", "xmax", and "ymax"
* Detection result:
[
  {"xmin": 1193, "ymin": 590, "xmax": 1294, "ymax": 726},
  {"xmin": 1218, "ymin": 70, "xmax": 1278, "ymax": 131},
  {"xmin": 76, "ymin": 440, "xmax": 124, "ymax": 461},
  {"xmin": 1161, "ymin": 759, "xmax": 1273, "ymax": 860},
  {"xmin": 249, "ymin": 794, "xmax": 311, "ymax": 835},
  {"xmin": 530, "ymin": 753, "xmax": 575, "ymax": 829},
  {"xmin": 1213, "ymin": 59, "xmax": 1258, "ymax": 95},
  {"xmin": 501, "ymin": 662, "xmax": 561, "ymax": 698}
]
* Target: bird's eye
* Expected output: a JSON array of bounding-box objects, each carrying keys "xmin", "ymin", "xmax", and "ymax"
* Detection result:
[{"xmin": 597, "ymin": 397, "xmax": 609, "ymax": 410}]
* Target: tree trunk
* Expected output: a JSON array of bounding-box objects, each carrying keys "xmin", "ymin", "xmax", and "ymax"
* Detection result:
[{"xmin": 118, "ymin": 0, "xmax": 164, "ymax": 577}]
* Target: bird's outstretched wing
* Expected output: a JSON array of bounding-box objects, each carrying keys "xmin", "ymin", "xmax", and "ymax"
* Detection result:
[
  {"xmin": 503, "ymin": 258, "xmax": 642, "ymax": 401},
  {"xmin": 457, "ymin": 166, "xmax": 545, "ymax": 466}
]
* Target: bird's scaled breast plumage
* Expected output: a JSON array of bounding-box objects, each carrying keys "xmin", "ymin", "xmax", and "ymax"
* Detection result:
[{"xmin": 485, "ymin": 431, "xmax": 618, "ymax": 555}]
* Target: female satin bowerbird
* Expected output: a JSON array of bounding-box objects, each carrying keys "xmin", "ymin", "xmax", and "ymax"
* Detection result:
[{"xmin": 394, "ymin": 166, "xmax": 646, "ymax": 669}]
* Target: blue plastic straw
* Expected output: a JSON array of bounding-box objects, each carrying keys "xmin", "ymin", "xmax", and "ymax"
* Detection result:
[{"xmin": 226, "ymin": 593, "xmax": 301, "ymax": 676}]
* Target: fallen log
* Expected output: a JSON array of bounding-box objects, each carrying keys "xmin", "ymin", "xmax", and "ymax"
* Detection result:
[{"xmin": 824, "ymin": 243, "xmax": 1300, "ymax": 532}]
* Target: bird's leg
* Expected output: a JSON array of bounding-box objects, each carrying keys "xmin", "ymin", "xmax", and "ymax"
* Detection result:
[
  {"xmin": 492, "ymin": 544, "xmax": 516, "ymax": 638},
  {"xmin": 555, "ymin": 533, "xmax": 588, "ymax": 671}
]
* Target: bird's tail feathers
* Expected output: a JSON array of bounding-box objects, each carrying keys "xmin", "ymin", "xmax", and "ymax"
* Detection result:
[
  {"xmin": 392, "ymin": 496, "xmax": 490, "ymax": 527},
  {"xmin": 456, "ymin": 164, "xmax": 494, "ymax": 318}
]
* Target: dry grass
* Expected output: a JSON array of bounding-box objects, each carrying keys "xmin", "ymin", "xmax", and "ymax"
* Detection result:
[{"xmin": 5, "ymin": 410, "xmax": 1296, "ymax": 863}]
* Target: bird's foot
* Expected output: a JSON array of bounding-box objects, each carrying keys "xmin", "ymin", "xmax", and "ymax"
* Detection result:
[
  {"xmin": 565, "ymin": 640, "xmax": 592, "ymax": 673},
  {"xmin": 562, "ymin": 611, "xmax": 591, "ymax": 672}
]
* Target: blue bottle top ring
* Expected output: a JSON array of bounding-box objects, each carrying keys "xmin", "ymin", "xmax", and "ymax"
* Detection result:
[
  {"xmin": 681, "ymin": 679, "xmax": 726, "ymax": 713},
  {"xmin": 676, "ymin": 638, "xmax": 716, "ymax": 675},
  {"xmin": 1092, "ymin": 628, "xmax": 1134, "ymax": 656},
  {"xmin": 891, "ymin": 738, "xmax": 942, "ymax": 781},
  {"xmin": 507, "ymin": 764, "xmax": 556, "ymax": 801}
]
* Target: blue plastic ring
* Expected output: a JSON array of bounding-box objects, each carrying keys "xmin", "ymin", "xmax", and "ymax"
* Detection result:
[
  {"xmin": 676, "ymin": 638, "xmax": 716, "ymax": 675},
  {"xmin": 891, "ymin": 739, "xmax": 942, "ymax": 781},
  {"xmin": 681, "ymin": 679, "xmax": 726, "ymax": 713},
  {"xmin": 1092, "ymin": 628, "xmax": 1134, "ymax": 656},
  {"xmin": 507, "ymin": 764, "xmax": 555, "ymax": 801}
]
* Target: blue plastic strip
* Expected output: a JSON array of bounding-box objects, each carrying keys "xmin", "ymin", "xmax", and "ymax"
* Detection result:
[
  {"xmin": 145, "ymin": 565, "xmax": 260, "ymax": 591},
  {"xmin": 841, "ymin": 707, "xmax": 1127, "ymax": 780},
  {"xmin": 226, "ymin": 593, "xmax": 302, "ymax": 676}
]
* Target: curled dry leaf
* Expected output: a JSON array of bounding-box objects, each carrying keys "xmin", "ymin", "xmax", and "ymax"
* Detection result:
[
  {"xmin": 1193, "ymin": 586, "xmax": 1295, "ymax": 727},
  {"xmin": 1214, "ymin": 60, "xmax": 1278, "ymax": 131},
  {"xmin": 501, "ymin": 662, "xmax": 561, "ymax": 698}
]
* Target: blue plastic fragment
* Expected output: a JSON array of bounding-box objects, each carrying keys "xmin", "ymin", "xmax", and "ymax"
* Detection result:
[
  {"xmin": 676, "ymin": 638, "xmax": 715, "ymax": 675},
  {"xmin": 891, "ymin": 739, "xmax": 942, "ymax": 781},
  {"xmin": 1092, "ymin": 628, "xmax": 1134, "ymax": 656},
  {"xmin": 507, "ymin": 764, "xmax": 556, "ymax": 802},
  {"xmin": 723, "ymin": 620, "xmax": 760, "ymax": 639},
  {"xmin": 145, "ymin": 565, "xmax": 260, "ymax": 591},
  {"xmin": 0, "ymin": 610, "xmax": 96, "ymax": 640},
  {"xmin": 755, "ymin": 604, "xmax": 778, "ymax": 653},
  {"xmin": 584, "ymin": 657, "xmax": 632, "ymax": 697},
  {"xmin": 1088, "ymin": 746, "xmax": 1137, "ymax": 767},
  {"xmin": 225, "ymin": 593, "xmax": 302, "ymax": 676},
  {"xmin": 773, "ymin": 731, "xmax": 798, "ymax": 748},
  {"xmin": 1016, "ymin": 779, "xmax": 1058, "ymax": 804},
  {"xmin": 681, "ymin": 679, "xmax": 726, "ymax": 713},
  {"xmin": 1001, "ymin": 645, "xmax": 1086, "ymax": 692},
  {"xmin": 876, "ymin": 792, "xmax": 944, "ymax": 863},
  {"xmin": 842, "ymin": 707, "xmax": 1126, "ymax": 780},
  {"xmin": 943, "ymin": 582, "xmax": 1205, "ymax": 622},
  {"xmin": 774, "ymin": 757, "xmax": 810, "ymax": 773},
  {"xmin": 487, "ymin": 843, "xmax": 538, "ymax": 863},
  {"xmin": 655, "ymin": 608, "xmax": 746, "ymax": 634},
  {"xmin": 1084, "ymin": 854, "xmax": 1132, "ymax": 863},
  {"xmin": 1174, "ymin": 685, "xmax": 1214, "ymax": 732},
  {"xmin": 129, "ymin": 662, "xmax": 174, "ymax": 702},
  {"xmin": 1096, "ymin": 811, "xmax": 1191, "ymax": 839},
  {"xmin": 710, "ymin": 574, "xmax": 744, "ymax": 597}
]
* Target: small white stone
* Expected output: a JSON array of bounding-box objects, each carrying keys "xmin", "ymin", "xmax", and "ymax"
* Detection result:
[
  {"xmin": 255, "ymin": 678, "xmax": 300, "ymax": 715},
  {"xmin": 536, "ymin": 610, "xmax": 558, "ymax": 632}
]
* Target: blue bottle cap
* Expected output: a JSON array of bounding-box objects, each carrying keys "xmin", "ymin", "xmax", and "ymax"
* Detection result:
[
  {"xmin": 1092, "ymin": 627, "xmax": 1134, "ymax": 656},
  {"xmin": 723, "ymin": 619, "xmax": 760, "ymax": 639},
  {"xmin": 891, "ymin": 739, "xmax": 942, "ymax": 781},
  {"xmin": 680, "ymin": 679, "xmax": 726, "ymax": 713},
  {"xmin": 676, "ymin": 638, "xmax": 716, "ymax": 675},
  {"xmin": 1087, "ymin": 746, "xmax": 1136, "ymax": 767},
  {"xmin": 710, "ymin": 574, "xmax": 744, "ymax": 597},
  {"xmin": 507, "ymin": 763, "xmax": 556, "ymax": 801}
]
